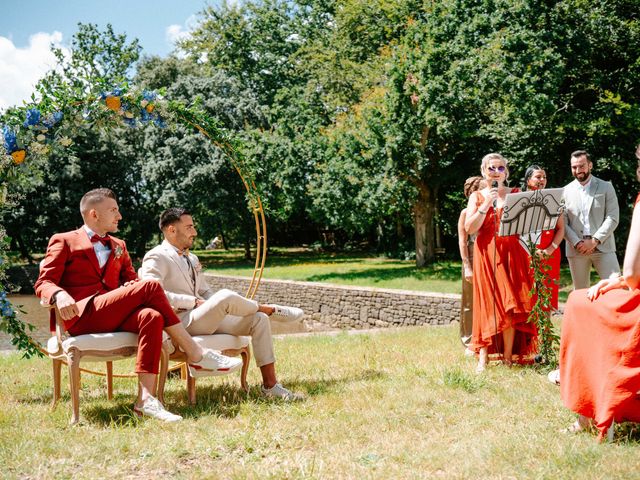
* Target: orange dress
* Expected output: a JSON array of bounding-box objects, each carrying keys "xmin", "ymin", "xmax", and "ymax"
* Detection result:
[
  {"xmin": 560, "ymin": 195, "xmax": 640, "ymax": 440},
  {"xmin": 536, "ymin": 228, "xmax": 561, "ymax": 310},
  {"xmin": 471, "ymin": 189, "xmax": 538, "ymax": 359}
]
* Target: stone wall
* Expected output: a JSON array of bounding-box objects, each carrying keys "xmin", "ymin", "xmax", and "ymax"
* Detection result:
[{"xmin": 205, "ymin": 274, "xmax": 461, "ymax": 329}]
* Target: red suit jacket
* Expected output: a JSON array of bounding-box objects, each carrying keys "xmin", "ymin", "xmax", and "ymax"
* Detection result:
[{"xmin": 34, "ymin": 228, "xmax": 138, "ymax": 331}]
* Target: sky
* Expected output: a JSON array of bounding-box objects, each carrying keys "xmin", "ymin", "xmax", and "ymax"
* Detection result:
[{"xmin": 0, "ymin": 0, "xmax": 229, "ymax": 111}]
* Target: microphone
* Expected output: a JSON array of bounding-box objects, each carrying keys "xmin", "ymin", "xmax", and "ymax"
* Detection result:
[{"xmin": 491, "ymin": 180, "xmax": 498, "ymax": 208}]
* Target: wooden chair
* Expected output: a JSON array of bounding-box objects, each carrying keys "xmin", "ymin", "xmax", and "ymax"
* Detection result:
[
  {"xmin": 158, "ymin": 334, "xmax": 251, "ymax": 405},
  {"xmin": 45, "ymin": 302, "xmax": 168, "ymax": 424}
]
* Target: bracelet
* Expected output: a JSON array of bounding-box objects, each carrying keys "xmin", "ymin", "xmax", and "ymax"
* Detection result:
[
  {"xmin": 551, "ymin": 242, "xmax": 558, "ymax": 250},
  {"xmin": 478, "ymin": 209, "xmax": 487, "ymax": 215}
]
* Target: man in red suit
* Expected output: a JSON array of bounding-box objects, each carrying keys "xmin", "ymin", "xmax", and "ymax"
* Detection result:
[{"xmin": 35, "ymin": 188, "xmax": 241, "ymax": 422}]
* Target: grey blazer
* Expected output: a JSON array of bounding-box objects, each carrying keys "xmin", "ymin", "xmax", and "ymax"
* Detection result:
[{"xmin": 563, "ymin": 176, "xmax": 619, "ymax": 257}]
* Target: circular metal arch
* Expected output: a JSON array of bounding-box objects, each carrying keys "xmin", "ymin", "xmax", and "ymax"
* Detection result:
[{"xmin": 180, "ymin": 116, "xmax": 266, "ymax": 299}]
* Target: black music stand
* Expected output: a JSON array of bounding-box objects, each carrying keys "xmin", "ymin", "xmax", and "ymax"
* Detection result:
[
  {"xmin": 499, "ymin": 188, "xmax": 564, "ymax": 243},
  {"xmin": 498, "ymin": 187, "xmax": 564, "ymax": 365}
]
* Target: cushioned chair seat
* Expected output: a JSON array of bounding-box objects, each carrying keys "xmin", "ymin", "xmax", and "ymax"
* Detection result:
[{"xmin": 50, "ymin": 332, "xmax": 140, "ymax": 361}]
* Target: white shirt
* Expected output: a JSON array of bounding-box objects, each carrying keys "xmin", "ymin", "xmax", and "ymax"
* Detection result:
[
  {"xmin": 83, "ymin": 225, "xmax": 111, "ymax": 268},
  {"xmin": 577, "ymin": 177, "xmax": 592, "ymax": 236}
]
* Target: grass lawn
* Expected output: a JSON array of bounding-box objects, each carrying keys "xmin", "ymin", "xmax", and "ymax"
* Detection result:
[
  {"xmin": 1, "ymin": 325, "xmax": 638, "ymax": 479},
  {"xmin": 196, "ymin": 247, "xmax": 592, "ymax": 303}
]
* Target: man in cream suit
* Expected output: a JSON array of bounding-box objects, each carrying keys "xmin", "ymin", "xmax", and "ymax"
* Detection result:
[
  {"xmin": 563, "ymin": 150, "xmax": 620, "ymax": 290},
  {"xmin": 140, "ymin": 207, "xmax": 304, "ymax": 401}
]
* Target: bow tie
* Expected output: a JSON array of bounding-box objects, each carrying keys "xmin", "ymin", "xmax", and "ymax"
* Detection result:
[{"xmin": 90, "ymin": 234, "xmax": 111, "ymax": 246}]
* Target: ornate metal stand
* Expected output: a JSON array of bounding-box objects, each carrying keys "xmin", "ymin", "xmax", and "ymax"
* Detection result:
[{"xmin": 500, "ymin": 188, "xmax": 564, "ymax": 366}]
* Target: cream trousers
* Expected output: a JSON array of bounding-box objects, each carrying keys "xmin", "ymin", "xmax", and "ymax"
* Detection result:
[{"xmin": 185, "ymin": 289, "xmax": 275, "ymax": 367}]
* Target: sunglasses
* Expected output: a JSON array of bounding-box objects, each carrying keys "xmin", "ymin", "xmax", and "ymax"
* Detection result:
[{"xmin": 487, "ymin": 166, "xmax": 506, "ymax": 173}]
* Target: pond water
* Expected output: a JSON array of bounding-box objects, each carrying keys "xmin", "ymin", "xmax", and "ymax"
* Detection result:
[{"xmin": 2, "ymin": 295, "xmax": 317, "ymax": 352}]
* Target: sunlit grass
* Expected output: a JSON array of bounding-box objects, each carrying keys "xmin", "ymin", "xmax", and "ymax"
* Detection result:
[{"xmin": 1, "ymin": 326, "xmax": 638, "ymax": 479}]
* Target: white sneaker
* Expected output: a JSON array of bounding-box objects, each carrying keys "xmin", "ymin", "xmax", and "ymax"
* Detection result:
[
  {"xmin": 134, "ymin": 396, "xmax": 182, "ymax": 422},
  {"xmin": 188, "ymin": 349, "xmax": 243, "ymax": 378},
  {"xmin": 269, "ymin": 305, "xmax": 304, "ymax": 323},
  {"xmin": 261, "ymin": 382, "xmax": 305, "ymax": 401}
]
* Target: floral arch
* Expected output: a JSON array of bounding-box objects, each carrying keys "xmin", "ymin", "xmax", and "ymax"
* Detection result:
[{"xmin": 0, "ymin": 86, "xmax": 267, "ymax": 356}]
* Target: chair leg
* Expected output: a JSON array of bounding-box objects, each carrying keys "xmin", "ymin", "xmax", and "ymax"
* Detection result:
[
  {"xmin": 240, "ymin": 348, "xmax": 250, "ymax": 393},
  {"xmin": 607, "ymin": 420, "xmax": 616, "ymax": 442},
  {"xmin": 106, "ymin": 361, "xmax": 113, "ymax": 400},
  {"xmin": 157, "ymin": 348, "xmax": 169, "ymax": 405},
  {"xmin": 67, "ymin": 349, "xmax": 81, "ymax": 425},
  {"xmin": 51, "ymin": 358, "xmax": 62, "ymax": 410},
  {"xmin": 187, "ymin": 371, "xmax": 197, "ymax": 405}
]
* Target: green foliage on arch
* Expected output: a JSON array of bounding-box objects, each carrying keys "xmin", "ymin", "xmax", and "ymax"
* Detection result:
[
  {"xmin": 0, "ymin": 83, "xmax": 259, "ymax": 357},
  {"xmin": 1, "ymin": 85, "xmax": 253, "ymax": 183}
]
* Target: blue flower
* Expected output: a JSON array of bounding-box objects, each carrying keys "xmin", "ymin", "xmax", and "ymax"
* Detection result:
[
  {"xmin": 142, "ymin": 90, "xmax": 157, "ymax": 102},
  {"xmin": 123, "ymin": 117, "xmax": 137, "ymax": 128},
  {"xmin": 23, "ymin": 108, "xmax": 41, "ymax": 127},
  {"xmin": 140, "ymin": 109, "xmax": 153, "ymax": 124},
  {"xmin": 42, "ymin": 111, "xmax": 63, "ymax": 129},
  {"xmin": 2, "ymin": 125, "xmax": 19, "ymax": 153},
  {"xmin": 154, "ymin": 116, "xmax": 167, "ymax": 129},
  {"xmin": 100, "ymin": 86, "xmax": 123, "ymax": 100}
]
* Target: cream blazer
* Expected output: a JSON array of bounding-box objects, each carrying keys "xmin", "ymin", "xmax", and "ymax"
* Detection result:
[{"xmin": 139, "ymin": 240, "xmax": 214, "ymax": 321}]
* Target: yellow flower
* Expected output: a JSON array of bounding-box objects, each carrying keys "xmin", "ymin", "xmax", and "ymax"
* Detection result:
[
  {"xmin": 36, "ymin": 134, "xmax": 46, "ymax": 142},
  {"xmin": 145, "ymin": 104, "xmax": 155, "ymax": 113},
  {"xmin": 59, "ymin": 136, "xmax": 73, "ymax": 147},
  {"xmin": 11, "ymin": 150, "xmax": 26, "ymax": 164},
  {"xmin": 105, "ymin": 95, "xmax": 121, "ymax": 111}
]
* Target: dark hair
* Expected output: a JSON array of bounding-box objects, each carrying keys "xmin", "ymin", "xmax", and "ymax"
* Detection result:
[
  {"xmin": 80, "ymin": 188, "xmax": 117, "ymax": 215},
  {"xmin": 159, "ymin": 207, "xmax": 191, "ymax": 231},
  {"xmin": 636, "ymin": 144, "xmax": 640, "ymax": 161},
  {"xmin": 522, "ymin": 165, "xmax": 544, "ymax": 191},
  {"xmin": 570, "ymin": 150, "xmax": 591, "ymax": 162}
]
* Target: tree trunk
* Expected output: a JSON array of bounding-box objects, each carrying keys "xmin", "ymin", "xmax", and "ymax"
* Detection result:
[
  {"xmin": 243, "ymin": 239, "xmax": 252, "ymax": 260},
  {"xmin": 434, "ymin": 196, "xmax": 442, "ymax": 250},
  {"xmin": 414, "ymin": 182, "xmax": 437, "ymax": 267},
  {"xmin": 15, "ymin": 234, "xmax": 34, "ymax": 264}
]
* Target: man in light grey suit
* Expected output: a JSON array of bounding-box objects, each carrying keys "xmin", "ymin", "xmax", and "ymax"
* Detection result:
[
  {"xmin": 563, "ymin": 150, "xmax": 620, "ymax": 290},
  {"xmin": 140, "ymin": 207, "xmax": 304, "ymax": 401}
]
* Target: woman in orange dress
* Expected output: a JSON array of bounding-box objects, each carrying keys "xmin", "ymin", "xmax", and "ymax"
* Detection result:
[
  {"xmin": 560, "ymin": 146, "xmax": 640, "ymax": 440},
  {"xmin": 465, "ymin": 153, "xmax": 538, "ymax": 372},
  {"xmin": 458, "ymin": 176, "xmax": 485, "ymax": 347},
  {"xmin": 522, "ymin": 165, "xmax": 565, "ymax": 310}
]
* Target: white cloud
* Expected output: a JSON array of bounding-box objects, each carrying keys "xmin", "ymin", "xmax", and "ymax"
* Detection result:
[
  {"xmin": 166, "ymin": 24, "xmax": 190, "ymax": 45},
  {"xmin": 165, "ymin": 14, "xmax": 199, "ymax": 50},
  {"xmin": 0, "ymin": 32, "xmax": 67, "ymax": 112}
]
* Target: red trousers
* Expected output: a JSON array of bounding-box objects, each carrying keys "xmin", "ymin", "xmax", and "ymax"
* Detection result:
[{"xmin": 68, "ymin": 280, "xmax": 181, "ymax": 374}]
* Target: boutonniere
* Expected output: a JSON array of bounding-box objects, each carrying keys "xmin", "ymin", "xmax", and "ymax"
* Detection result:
[
  {"xmin": 114, "ymin": 245, "xmax": 124, "ymax": 259},
  {"xmin": 194, "ymin": 261, "xmax": 202, "ymax": 273}
]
